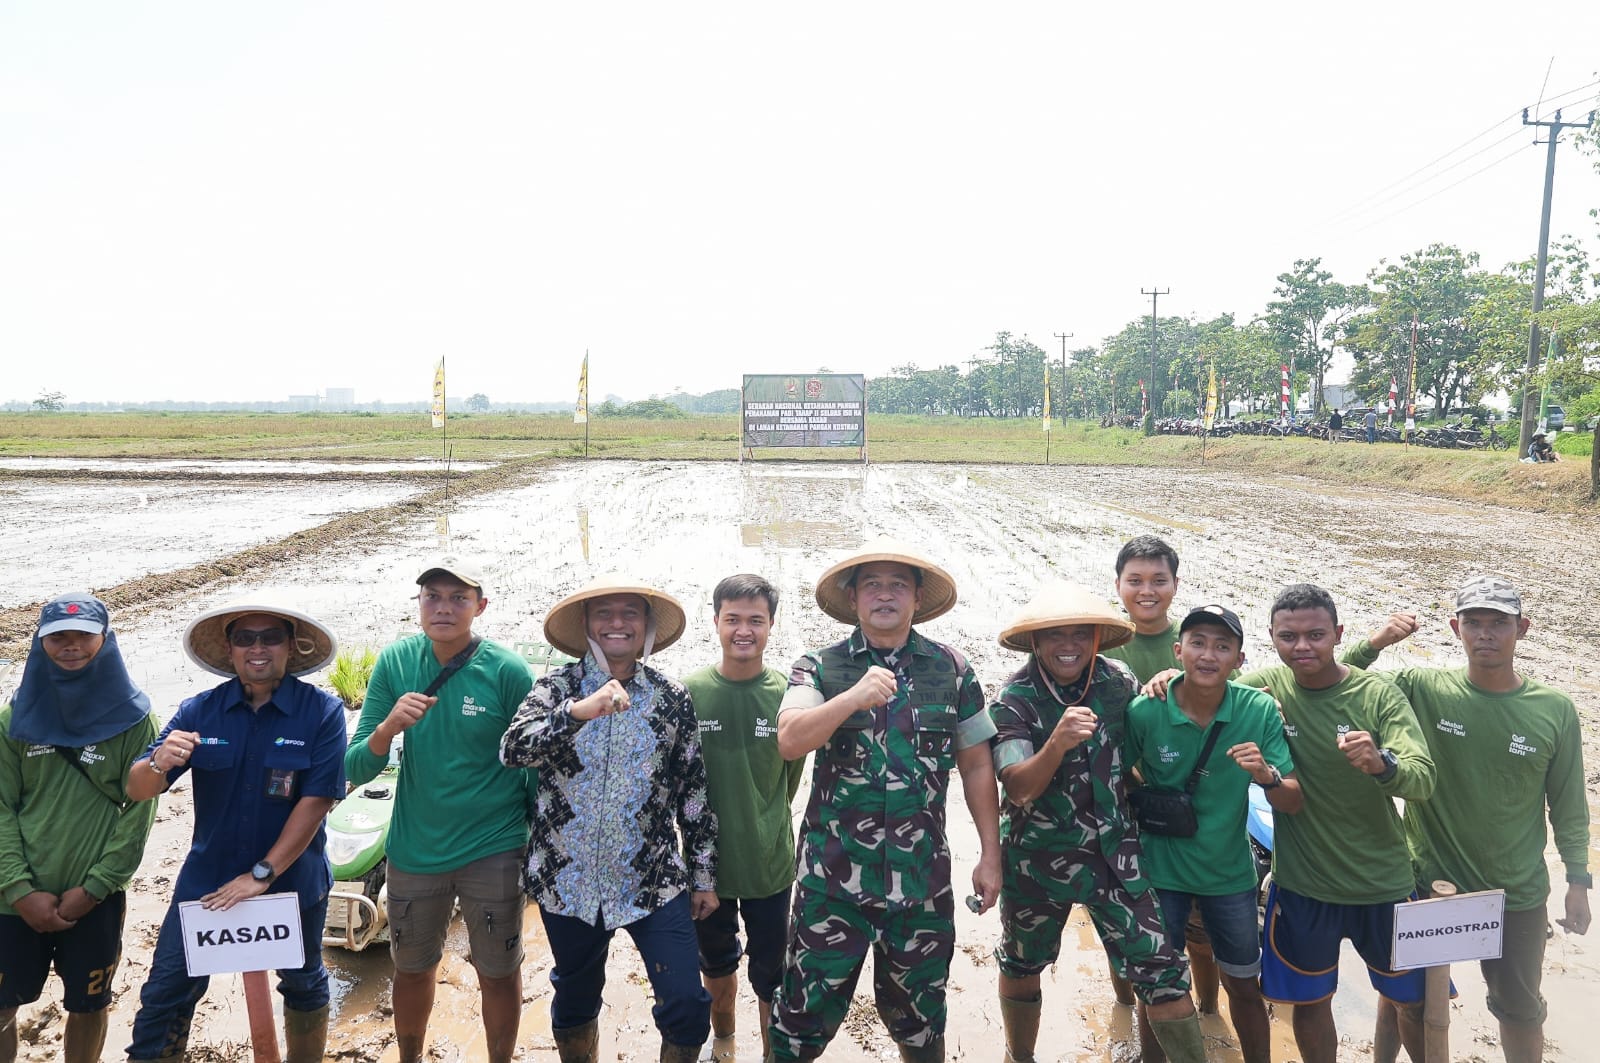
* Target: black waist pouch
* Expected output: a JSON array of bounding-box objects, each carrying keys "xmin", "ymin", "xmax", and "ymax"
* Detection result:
[{"xmin": 1129, "ymin": 722, "xmax": 1222, "ymax": 838}]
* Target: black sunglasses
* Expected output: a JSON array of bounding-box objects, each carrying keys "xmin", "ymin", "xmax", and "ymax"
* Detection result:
[{"xmin": 229, "ymin": 628, "xmax": 289, "ymax": 648}]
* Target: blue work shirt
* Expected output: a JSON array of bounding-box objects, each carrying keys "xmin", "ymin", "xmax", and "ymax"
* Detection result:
[{"xmin": 150, "ymin": 675, "xmax": 348, "ymax": 905}]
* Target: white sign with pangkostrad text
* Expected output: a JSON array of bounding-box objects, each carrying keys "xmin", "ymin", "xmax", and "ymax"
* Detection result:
[
  {"xmin": 178, "ymin": 894, "xmax": 305, "ymax": 977},
  {"xmin": 1391, "ymin": 889, "xmax": 1506, "ymax": 971}
]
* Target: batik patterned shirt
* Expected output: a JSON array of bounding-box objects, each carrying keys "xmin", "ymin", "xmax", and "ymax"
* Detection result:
[
  {"xmin": 990, "ymin": 654, "xmax": 1148, "ymax": 903},
  {"xmin": 499, "ymin": 654, "xmax": 716, "ymax": 929}
]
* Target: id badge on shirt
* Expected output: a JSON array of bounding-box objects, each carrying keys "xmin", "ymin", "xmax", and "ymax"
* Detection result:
[{"xmin": 265, "ymin": 768, "xmax": 300, "ymax": 800}]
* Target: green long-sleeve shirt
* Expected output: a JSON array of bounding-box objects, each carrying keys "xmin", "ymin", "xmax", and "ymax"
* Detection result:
[
  {"xmin": 1394, "ymin": 668, "xmax": 1589, "ymax": 911},
  {"xmin": 345, "ymin": 635, "xmax": 534, "ymax": 875},
  {"xmin": 1233, "ymin": 665, "xmax": 1434, "ymax": 904},
  {"xmin": 0, "ymin": 705, "xmax": 159, "ymax": 911}
]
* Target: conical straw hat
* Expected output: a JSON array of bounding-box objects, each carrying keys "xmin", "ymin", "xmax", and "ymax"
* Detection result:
[
  {"xmin": 813, "ymin": 537, "xmax": 958, "ymax": 625},
  {"xmin": 543, "ymin": 574, "xmax": 687, "ymax": 659},
  {"xmin": 184, "ymin": 602, "xmax": 338, "ymax": 678},
  {"xmin": 999, "ymin": 581, "xmax": 1134, "ymax": 653}
]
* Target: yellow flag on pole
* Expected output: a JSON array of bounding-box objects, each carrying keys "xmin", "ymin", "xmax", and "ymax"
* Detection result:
[
  {"xmin": 1042, "ymin": 363, "xmax": 1052, "ymax": 434},
  {"xmin": 1203, "ymin": 363, "xmax": 1218, "ymax": 430},
  {"xmin": 430, "ymin": 358, "xmax": 446, "ymax": 429},
  {"xmin": 574, "ymin": 353, "xmax": 589, "ymax": 425}
]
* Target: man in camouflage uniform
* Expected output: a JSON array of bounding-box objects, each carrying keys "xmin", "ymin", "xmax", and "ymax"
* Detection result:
[
  {"xmin": 991, "ymin": 582, "xmax": 1204, "ymax": 1063},
  {"xmin": 771, "ymin": 538, "xmax": 1001, "ymax": 1063}
]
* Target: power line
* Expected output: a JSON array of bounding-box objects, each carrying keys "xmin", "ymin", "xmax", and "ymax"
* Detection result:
[
  {"xmin": 1321, "ymin": 78, "xmax": 1600, "ymax": 226},
  {"xmin": 1348, "ymin": 139, "xmax": 1531, "ymax": 234}
]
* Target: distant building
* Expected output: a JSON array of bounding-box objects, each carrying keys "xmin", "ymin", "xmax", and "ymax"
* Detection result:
[
  {"xmin": 324, "ymin": 387, "xmax": 356, "ymax": 409},
  {"xmin": 288, "ymin": 394, "xmax": 320, "ymax": 410}
]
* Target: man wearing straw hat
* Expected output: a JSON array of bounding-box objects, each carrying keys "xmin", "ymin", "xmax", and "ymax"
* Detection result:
[
  {"xmin": 769, "ymin": 538, "xmax": 1001, "ymax": 1063},
  {"xmin": 500, "ymin": 575, "xmax": 717, "ymax": 1063},
  {"xmin": 124, "ymin": 603, "xmax": 347, "ymax": 1063},
  {"xmin": 346, "ymin": 559, "xmax": 535, "ymax": 1063},
  {"xmin": 1, "ymin": 593, "xmax": 158, "ymax": 1063},
  {"xmin": 990, "ymin": 581, "xmax": 1205, "ymax": 1063}
]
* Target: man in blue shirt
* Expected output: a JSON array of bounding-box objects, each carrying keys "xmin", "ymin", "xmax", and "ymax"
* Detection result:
[{"xmin": 124, "ymin": 603, "xmax": 347, "ymax": 1063}]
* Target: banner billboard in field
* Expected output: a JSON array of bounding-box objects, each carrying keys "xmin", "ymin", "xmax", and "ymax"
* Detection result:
[{"xmin": 742, "ymin": 374, "xmax": 866, "ymax": 449}]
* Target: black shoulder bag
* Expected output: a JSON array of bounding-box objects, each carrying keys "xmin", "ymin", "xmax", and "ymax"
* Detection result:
[
  {"xmin": 1127, "ymin": 723, "xmax": 1224, "ymax": 838},
  {"xmin": 423, "ymin": 637, "xmax": 482, "ymax": 698},
  {"xmin": 52, "ymin": 746, "xmax": 131, "ymax": 813}
]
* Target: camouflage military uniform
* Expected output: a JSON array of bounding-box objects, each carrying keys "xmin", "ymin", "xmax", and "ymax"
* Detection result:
[
  {"xmin": 990, "ymin": 654, "xmax": 1190, "ymax": 1004},
  {"xmin": 769, "ymin": 628, "xmax": 995, "ymax": 1060}
]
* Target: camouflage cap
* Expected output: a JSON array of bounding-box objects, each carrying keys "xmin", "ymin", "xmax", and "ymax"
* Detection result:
[{"xmin": 1454, "ymin": 575, "xmax": 1521, "ymax": 615}]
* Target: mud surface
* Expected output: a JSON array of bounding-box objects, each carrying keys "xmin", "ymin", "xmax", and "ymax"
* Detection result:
[{"xmin": 6, "ymin": 459, "xmax": 1596, "ymax": 1061}]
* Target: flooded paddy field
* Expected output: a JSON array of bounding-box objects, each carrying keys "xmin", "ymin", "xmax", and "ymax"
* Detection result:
[{"xmin": 5, "ymin": 458, "xmax": 1596, "ymax": 1061}]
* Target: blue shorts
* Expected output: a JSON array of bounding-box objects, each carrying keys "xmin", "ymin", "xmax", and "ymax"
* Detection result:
[
  {"xmin": 1260, "ymin": 884, "xmax": 1427, "ymax": 1005},
  {"xmin": 1155, "ymin": 887, "xmax": 1261, "ymax": 978}
]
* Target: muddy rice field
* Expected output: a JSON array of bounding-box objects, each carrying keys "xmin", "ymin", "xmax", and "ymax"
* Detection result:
[{"xmin": 2, "ymin": 457, "xmax": 1596, "ymax": 1062}]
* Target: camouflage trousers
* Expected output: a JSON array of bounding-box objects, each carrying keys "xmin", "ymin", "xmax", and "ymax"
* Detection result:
[
  {"xmin": 996, "ymin": 867, "xmax": 1190, "ymax": 1005},
  {"xmin": 768, "ymin": 886, "xmax": 954, "ymax": 1060}
]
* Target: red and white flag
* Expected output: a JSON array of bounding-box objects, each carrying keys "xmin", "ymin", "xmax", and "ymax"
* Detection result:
[
  {"xmin": 1280, "ymin": 365, "xmax": 1290, "ymax": 418},
  {"xmin": 1139, "ymin": 378, "xmax": 1149, "ymax": 415}
]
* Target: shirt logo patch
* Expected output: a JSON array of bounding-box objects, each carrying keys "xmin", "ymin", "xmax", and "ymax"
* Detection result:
[
  {"xmin": 1283, "ymin": 722, "xmax": 1298, "ymax": 738},
  {"xmin": 755, "ymin": 716, "xmax": 777, "ymax": 739},
  {"xmin": 699, "ymin": 719, "xmax": 723, "ymax": 732},
  {"xmin": 78, "ymin": 745, "xmax": 106, "ymax": 765},
  {"xmin": 461, "ymin": 695, "xmax": 485, "ymax": 717},
  {"xmin": 1335, "ymin": 723, "xmax": 1351, "ymax": 741},
  {"xmin": 1508, "ymin": 734, "xmax": 1537, "ymax": 757},
  {"xmin": 1436, "ymin": 718, "xmax": 1466, "ymax": 737},
  {"xmin": 1157, "ymin": 744, "xmax": 1181, "ymax": 764},
  {"xmin": 273, "ymin": 737, "xmax": 306, "ymax": 747},
  {"xmin": 25, "ymin": 744, "xmax": 52, "ymax": 758}
]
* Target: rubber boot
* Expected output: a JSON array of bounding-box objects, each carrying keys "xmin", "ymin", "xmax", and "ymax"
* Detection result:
[
  {"xmin": 1148, "ymin": 1015, "xmax": 1206, "ymax": 1063},
  {"xmin": 662, "ymin": 1039, "xmax": 703, "ymax": 1063},
  {"xmin": 555, "ymin": 1020, "xmax": 600, "ymax": 1063},
  {"xmin": 896, "ymin": 1035, "xmax": 944, "ymax": 1063},
  {"xmin": 284, "ymin": 1004, "xmax": 328, "ymax": 1063},
  {"xmin": 999, "ymin": 994, "xmax": 1041, "ymax": 1063}
]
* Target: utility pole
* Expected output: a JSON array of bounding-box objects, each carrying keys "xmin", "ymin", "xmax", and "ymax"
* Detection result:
[
  {"xmin": 1053, "ymin": 331, "xmax": 1073, "ymax": 424},
  {"xmin": 1141, "ymin": 287, "xmax": 1169, "ymax": 418},
  {"xmin": 1518, "ymin": 107, "xmax": 1594, "ymax": 456}
]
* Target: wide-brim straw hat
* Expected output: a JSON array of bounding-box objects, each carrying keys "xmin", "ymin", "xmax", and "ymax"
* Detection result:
[
  {"xmin": 183, "ymin": 602, "xmax": 339, "ymax": 678},
  {"xmin": 999, "ymin": 581, "xmax": 1135, "ymax": 653},
  {"xmin": 814, "ymin": 537, "xmax": 958, "ymax": 625},
  {"xmin": 544, "ymin": 574, "xmax": 687, "ymax": 659}
]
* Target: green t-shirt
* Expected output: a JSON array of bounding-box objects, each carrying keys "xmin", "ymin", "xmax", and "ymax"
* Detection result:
[
  {"xmin": 1106, "ymin": 619, "xmax": 1381, "ymax": 685},
  {"xmin": 684, "ymin": 665, "xmax": 806, "ymax": 899},
  {"xmin": 0, "ymin": 707, "xmax": 159, "ymax": 911},
  {"xmin": 1103, "ymin": 622, "xmax": 1182, "ymax": 685},
  {"xmin": 346, "ymin": 635, "xmax": 535, "ymax": 875},
  {"xmin": 1126, "ymin": 680, "xmax": 1294, "ymax": 895},
  {"xmin": 1234, "ymin": 665, "xmax": 1434, "ymax": 904},
  {"xmin": 1394, "ymin": 668, "xmax": 1589, "ymax": 910}
]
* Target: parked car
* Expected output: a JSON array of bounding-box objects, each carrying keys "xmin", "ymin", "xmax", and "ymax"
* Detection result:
[{"xmin": 1545, "ymin": 404, "xmax": 1566, "ymax": 431}]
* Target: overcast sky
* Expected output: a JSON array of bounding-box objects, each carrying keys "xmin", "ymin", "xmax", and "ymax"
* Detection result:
[{"xmin": 2, "ymin": 2, "xmax": 1598, "ymax": 406}]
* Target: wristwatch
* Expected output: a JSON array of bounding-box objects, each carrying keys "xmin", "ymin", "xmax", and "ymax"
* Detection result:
[
  {"xmin": 251, "ymin": 860, "xmax": 277, "ymax": 884},
  {"xmin": 1569, "ymin": 871, "xmax": 1594, "ymax": 890},
  {"xmin": 1373, "ymin": 748, "xmax": 1399, "ymax": 783},
  {"xmin": 1260, "ymin": 766, "xmax": 1284, "ymax": 790}
]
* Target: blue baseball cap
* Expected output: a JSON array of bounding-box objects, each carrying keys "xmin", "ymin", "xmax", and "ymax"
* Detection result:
[{"xmin": 37, "ymin": 592, "xmax": 110, "ymax": 637}]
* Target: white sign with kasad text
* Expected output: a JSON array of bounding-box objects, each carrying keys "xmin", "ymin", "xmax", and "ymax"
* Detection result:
[
  {"xmin": 1391, "ymin": 889, "xmax": 1506, "ymax": 971},
  {"xmin": 179, "ymin": 894, "xmax": 305, "ymax": 977}
]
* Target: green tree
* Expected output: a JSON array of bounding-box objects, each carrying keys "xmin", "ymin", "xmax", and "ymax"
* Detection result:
[
  {"xmin": 1343, "ymin": 244, "xmax": 1492, "ymax": 419},
  {"xmin": 1264, "ymin": 258, "xmax": 1368, "ymax": 413},
  {"xmin": 33, "ymin": 390, "xmax": 64, "ymax": 411}
]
